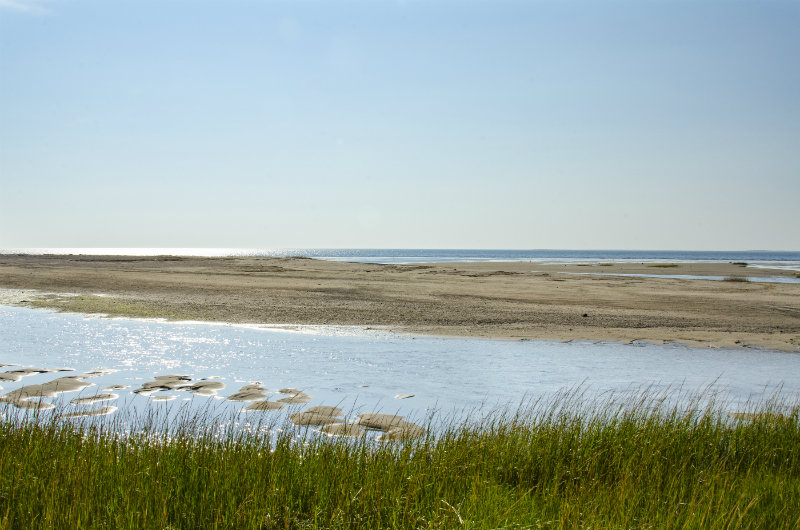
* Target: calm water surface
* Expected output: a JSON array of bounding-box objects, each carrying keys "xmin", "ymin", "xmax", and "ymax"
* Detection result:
[
  {"xmin": 3, "ymin": 248, "xmax": 800, "ymax": 269},
  {"xmin": 2, "ymin": 305, "xmax": 799, "ymax": 431}
]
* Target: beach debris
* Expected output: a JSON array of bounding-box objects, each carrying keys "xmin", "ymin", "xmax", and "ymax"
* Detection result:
[
  {"xmin": 244, "ymin": 400, "xmax": 286, "ymax": 412},
  {"xmin": 71, "ymin": 393, "xmax": 118, "ymax": 405},
  {"xmin": 227, "ymin": 384, "xmax": 268, "ymax": 402},
  {"xmin": 319, "ymin": 423, "xmax": 365, "ymax": 438},
  {"xmin": 59, "ymin": 406, "xmax": 117, "ymax": 419},
  {"xmin": 394, "ymin": 393, "xmax": 415, "ymax": 400}
]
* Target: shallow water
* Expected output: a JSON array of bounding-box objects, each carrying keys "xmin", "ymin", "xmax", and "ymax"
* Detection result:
[
  {"xmin": 554, "ymin": 271, "xmax": 800, "ymax": 284},
  {"xmin": 1, "ymin": 305, "xmax": 799, "ymax": 430}
]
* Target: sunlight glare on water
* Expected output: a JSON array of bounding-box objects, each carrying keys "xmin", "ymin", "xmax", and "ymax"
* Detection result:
[{"xmin": 1, "ymin": 305, "xmax": 799, "ymax": 429}]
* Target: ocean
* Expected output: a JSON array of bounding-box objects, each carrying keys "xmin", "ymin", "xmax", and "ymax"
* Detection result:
[{"xmin": 2, "ymin": 248, "xmax": 800, "ymax": 268}]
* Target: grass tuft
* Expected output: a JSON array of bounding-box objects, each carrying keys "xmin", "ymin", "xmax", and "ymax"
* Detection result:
[{"xmin": 1, "ymin": 390, "xmax": 798, "ymax": 529}]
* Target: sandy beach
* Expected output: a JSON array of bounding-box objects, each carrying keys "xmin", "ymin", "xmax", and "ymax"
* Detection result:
[{"xmin": 0, "ymin": 254, "xmax": 798, "ymax": 352}]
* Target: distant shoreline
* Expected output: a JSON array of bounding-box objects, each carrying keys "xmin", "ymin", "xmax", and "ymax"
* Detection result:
[
  {"xmin": 1, "ymin": 254, "xmax": 798, "ymax": 352},
  {"xmin": 2, "ymin": 247, "xmax": 800, "ymax": 267}
]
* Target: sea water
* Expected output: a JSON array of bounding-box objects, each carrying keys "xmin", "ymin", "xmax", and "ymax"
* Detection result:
[
  {"xmin": 1, "ymin": 305, "xmax": 798, "ymax": 432},
  {"xmin": 2, "ymin": 248, "xmax": 800, "ymax": 269}
]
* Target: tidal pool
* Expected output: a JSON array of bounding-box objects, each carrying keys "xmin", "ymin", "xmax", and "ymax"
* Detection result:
[{"xmin": 1, "ymin": 304, "xmax": 798, "ymax": 434}]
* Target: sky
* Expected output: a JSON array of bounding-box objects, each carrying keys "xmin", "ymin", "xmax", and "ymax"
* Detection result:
[{"xmin": 1, "ymin": 0, "xmax": 798, "ymax": 250}]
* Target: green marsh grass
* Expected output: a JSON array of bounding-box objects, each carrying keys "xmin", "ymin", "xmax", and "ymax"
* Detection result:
[{"xmin": 1, "ymin": 389, "xmax": 798, "ymax": 529}]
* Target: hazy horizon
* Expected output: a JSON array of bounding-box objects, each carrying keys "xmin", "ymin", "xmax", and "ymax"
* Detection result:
[{"xmin": 2, "ymin": 1, "xmax": 798, "ymax": 250}]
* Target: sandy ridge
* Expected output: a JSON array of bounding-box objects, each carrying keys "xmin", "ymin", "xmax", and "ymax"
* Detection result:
[{"xmin": 0, "ymin": 254, "xmax": 798, "ymax": 352}]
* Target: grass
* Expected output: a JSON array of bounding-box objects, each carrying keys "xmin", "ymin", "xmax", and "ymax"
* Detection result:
[
  {"xmin": 647, "ymin": 264, "xmax": 679, "ymax": 268},
  {"xmin": 1, "ymin": 390, "xmax": 798, "ymax": 530}
]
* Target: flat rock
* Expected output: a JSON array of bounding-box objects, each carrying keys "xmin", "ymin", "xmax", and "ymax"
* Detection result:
[
  {"xmin": 59, "ymin": 406, "xmax": 117, "ymax": 418},
  {"xmin": 376, "ymin": 422, "xmax": 426, "ymax": 441},
  {"xmin": 72, "ymin": 393, "xmax": 118, "ymax": 405},
  {"xmin": 356, "ymin": 413, "xmax": 407, "ymax": 431},
  {"xmin": 290, "ymin": 412, "xmax": 341, "ymax": 426},
  {"xmin": 305, "ymin": 405, "xmax": 343, "ymax": 417},
  {"xmin": 244, "ymin": 400, "xmax": 286, "ymax": 411},
  {"xmin": 319, "ymin": 423, "xmax": 365, "ymax": 438}
]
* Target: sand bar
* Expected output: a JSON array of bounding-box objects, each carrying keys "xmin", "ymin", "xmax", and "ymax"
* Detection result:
[{"xmin": 0, "ymin": 254, "xmax": 798, "ymax": 352}]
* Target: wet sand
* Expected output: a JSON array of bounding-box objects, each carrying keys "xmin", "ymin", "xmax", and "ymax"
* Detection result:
[{"xmin": 0, "ymin": 254, "xmax": 798, "ymax": 352}]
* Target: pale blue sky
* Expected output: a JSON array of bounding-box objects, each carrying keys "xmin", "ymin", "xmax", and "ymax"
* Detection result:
[{"xmin": 1, "ymin": 0, "xmax": 798, "ymax": 249}]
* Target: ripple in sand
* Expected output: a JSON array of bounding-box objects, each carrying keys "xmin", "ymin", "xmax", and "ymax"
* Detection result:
[
  {"xmin": 244, "ymin": 400, "xmax": 286, "ymax": 412},
  {"xmin": 394, "ymin": 393, "xmax": 415, "ymax": 399},
  {"xmin": 227, "ymin": 384, "xmax": 268, "ymax": 402},
  {"xmin": 59, "ymin": 406, "xmax": 117, "ymax": 418},
  {"xmin": 72, "ymin": 393, "xmax": 118, "ymax": 405},
  {"xmin": 319, "ymin": 423, "xmax": 365, "ymax": 438}
]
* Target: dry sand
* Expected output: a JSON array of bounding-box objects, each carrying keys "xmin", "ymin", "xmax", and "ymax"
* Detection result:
[{"xmin": 0, "ymin": 254, "xmax": 798, "ymax": 352}]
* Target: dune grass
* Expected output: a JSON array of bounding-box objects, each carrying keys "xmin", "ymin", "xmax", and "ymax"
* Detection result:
[{"xmin": 1, "ymin": 390, "xmax": 798, "ymax": 530}]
